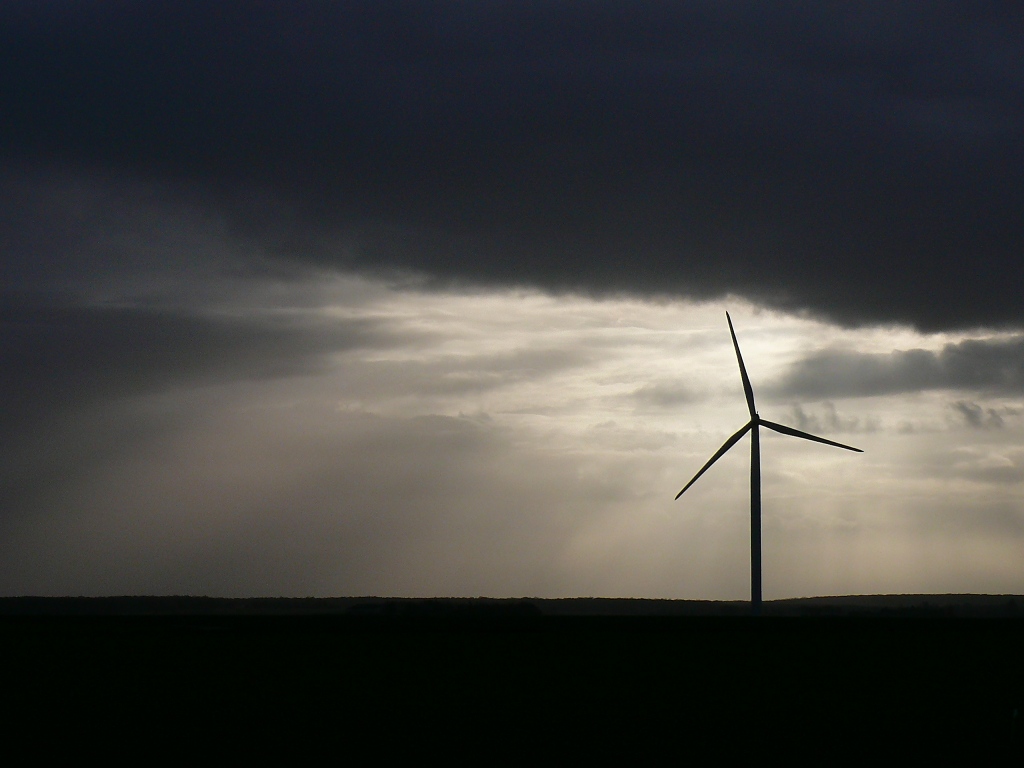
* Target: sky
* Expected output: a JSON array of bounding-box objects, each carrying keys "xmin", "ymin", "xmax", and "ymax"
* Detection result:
[{"xmin": 1, "ymin": 2, "xmax": 1022, "ymax": 599}]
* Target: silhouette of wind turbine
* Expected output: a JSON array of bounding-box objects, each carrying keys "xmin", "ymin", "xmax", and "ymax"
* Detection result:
[{"xmin": 675, "ymin": 312, "xmax": 862, "ymax": 614}]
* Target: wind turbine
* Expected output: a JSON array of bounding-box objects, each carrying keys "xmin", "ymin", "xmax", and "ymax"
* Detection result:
[{"xmin": 675, "ymin": 313, "xmax": 862, "ymax": 614}]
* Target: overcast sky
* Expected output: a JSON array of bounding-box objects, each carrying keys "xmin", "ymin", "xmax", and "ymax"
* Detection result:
[{"xmin": 2, "ymin": 2, "xmax": 1022, "ymax": 598}]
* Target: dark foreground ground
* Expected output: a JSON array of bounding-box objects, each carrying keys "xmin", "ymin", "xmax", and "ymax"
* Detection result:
[{"xmin": 3, "ymin": 596, "xmax": 1022, "ymax": 758}]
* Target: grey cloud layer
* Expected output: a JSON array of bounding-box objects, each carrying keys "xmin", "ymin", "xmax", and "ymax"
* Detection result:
[
  {"xmin": 0, "ymin": 295, "xmax": 385, "ymax": 435},
  {"xmin": 334, "ymin": 346, "xmax": 598, "ymax": 403},
  {"xmin": 788, "ymin": 402, "xmax": 880, "ymax": 435},
  {"xmin": 631, "ymin": 381, "xmax": 697, "ymax": 409},
  {"xmin": 772, "ymin": 336, "xmax": 1024, "ymax": 399},
  {"xmin": 952, "ymin": 400, "xmax": 1016, "ymax": 430},
  {"xmin": 3, "ymin": 3, "xmax": 1024, "ymax": 330}
]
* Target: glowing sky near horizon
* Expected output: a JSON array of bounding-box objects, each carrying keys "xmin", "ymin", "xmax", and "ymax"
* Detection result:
[{"xmin": 3, "ymin": 265, "xmax": 1020, "ymax": 599}]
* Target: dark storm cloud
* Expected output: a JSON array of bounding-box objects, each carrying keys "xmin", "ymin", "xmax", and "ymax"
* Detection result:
[
  {"xmin": 4, "ymin": 2, "xmax": 1024, "ymax": 330},
  {"xmin": 772, "ymin": 335, "xmax": 1024, "ymax": 398}
]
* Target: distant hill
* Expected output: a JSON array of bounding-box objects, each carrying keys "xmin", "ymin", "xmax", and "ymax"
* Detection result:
[{"xmin": 0, "ymin": 594, "xmax": 1021, "ymax": 617}]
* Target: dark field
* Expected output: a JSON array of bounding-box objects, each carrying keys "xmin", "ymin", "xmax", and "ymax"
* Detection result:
[{"xmin": 3, "ymin": 596, "xmax": 1022, "ymax": 758}]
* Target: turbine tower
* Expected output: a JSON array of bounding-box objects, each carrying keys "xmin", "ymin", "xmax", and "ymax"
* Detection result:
[{"xmin": 675, "ymin": 313, "xmax": 862, "ymax": 613}]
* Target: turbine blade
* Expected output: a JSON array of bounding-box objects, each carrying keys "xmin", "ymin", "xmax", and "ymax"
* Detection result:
[
  {"xmin": 759, "ymin": 419, "xmax": 863, "ymax": 452},
  {"xmin": 675, "ymin": 422, "xmax": 753, "ymax": 500},
  {"xmin": 726, "ymin": 312, "xmax": 757, "ymax": 418}
]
